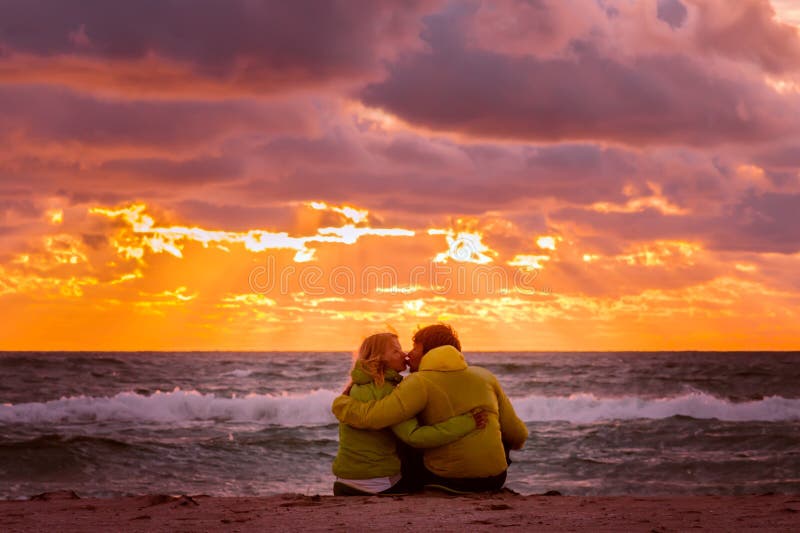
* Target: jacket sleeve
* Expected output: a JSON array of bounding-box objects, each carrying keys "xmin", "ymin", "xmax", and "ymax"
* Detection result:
[
  {"xmin": 494, "ymin": 378, "xmax": 528, "ymax": 450},
  {"xmin": 390, "ymin": 412, "xmax": 476, "ymax": 448},
  {"xmin": 331, "ymin": 374, "xmax": 428, "ymax": 429}
]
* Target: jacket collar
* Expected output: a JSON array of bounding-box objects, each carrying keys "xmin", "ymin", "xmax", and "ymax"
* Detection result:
[
  {"xmin": 351, "ymin": 360, "xmax": 403, "ymax": 385},
  {"xmin": 419, "ymin": 345, "xmax": 468, "ymax": 372}
]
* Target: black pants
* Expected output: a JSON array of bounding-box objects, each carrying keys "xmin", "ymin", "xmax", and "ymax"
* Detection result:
[
  {"xmin": 422, "ymin": 466, "xmax": 507, "ymax": 492},
  {"xmin": 397, "ymin": 441, "xmax": 427, "ymax": 492},
  {"xmin": 398, "ymin": 442, "xmax": 509, "ymax": 493}
]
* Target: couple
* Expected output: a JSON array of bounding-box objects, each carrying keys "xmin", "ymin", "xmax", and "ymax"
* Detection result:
[{"xmin": 331, "ymin": 324, "xmax": 528, "ymax": 495}]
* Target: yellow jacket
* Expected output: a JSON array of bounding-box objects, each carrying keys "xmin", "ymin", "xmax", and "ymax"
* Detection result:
[
  {"xmin": 332, "ymin": 364, "xmax": 478, "ymax": 479},
  {"xmin": 332, "ymin": 345, "xmax": 528, "ymax": 478}
]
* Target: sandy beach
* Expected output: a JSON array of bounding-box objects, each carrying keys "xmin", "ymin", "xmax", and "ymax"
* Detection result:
[{"xmin": 2, "ymin": 490, "xmax": 799, "ymax": 532}]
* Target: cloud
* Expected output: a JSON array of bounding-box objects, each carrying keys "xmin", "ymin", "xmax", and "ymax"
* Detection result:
[
  {"xmin": 0, "ymin": 0, "xmax": 438, "ymax": 97},
  {"xmin": 98, "ymin": 155, "xmax": 244, "ymax": 184},
  {"xmin": 357, "ymin": 1, "xmax": 800, "ymax": 146},
  {"xmin": 466, "ymin": 0, "xmax": 601, "ymax": 57},
  {"xmin": 553, "ymin": 190, "xmax": 800, "ymax": 254},
  {"xmin": 688, "ymin": 0, "xmax": 800, "ymax": 75},
  {"xmin": 657, "ymin": 0, "xmax": 689, "ymax": 29},
  {"xmin": 715, "ymin": 191, "xmax": 800, "ymax": 253},
  {"xmin": 754, "ymin": 143, "xmax": 800, "ymax": 169},
  {"xmin": 170, "ymin": 200, "xmax": 296, "ymax": 232},
  {"xmin": 0, "ymin": 85, "xmax": 314, "ymax": 152},
  {"xmin": 0, "ymin": 197, "xmax": 41, "ymax": 223}
]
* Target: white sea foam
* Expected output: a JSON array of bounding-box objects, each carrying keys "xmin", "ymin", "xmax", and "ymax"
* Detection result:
[
  {"xmin": 511, "ymin": 392, "xmax": 800, "ymax": 423},
  {"xmin": 1, "ymin": 389, "xmax": 798, "ymax": 426},
  {"xmin": 222, "ymin": 369, "xmax": 254, "ymax": 378},
  {"xmin": 0, "ymin": 388, "xmax": 339, "ymax": 426}
]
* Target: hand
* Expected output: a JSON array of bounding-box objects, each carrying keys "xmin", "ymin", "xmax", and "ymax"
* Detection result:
[
  {"xmin": 471, "ymin": 409, "xmax": 488, "ymax": 429},
  {"xmin": 342, "ymin": 381, "xmax": 353, "ymax": 395}
]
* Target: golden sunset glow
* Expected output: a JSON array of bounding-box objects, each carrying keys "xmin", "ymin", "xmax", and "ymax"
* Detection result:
[
  {"xmin": 90, "ymin": 203, "xmax": 417, "ymax": 263},
  {"xmin": 536, "ymin": 236, "xmax": 558, "ymax": 251},
  {"xmin": 3, "ymin": 194, "xmax": 796, "ymax": 350},
  {"xmin": 429, "ymin": 229, "xmax": 497, "ymax": 264}
]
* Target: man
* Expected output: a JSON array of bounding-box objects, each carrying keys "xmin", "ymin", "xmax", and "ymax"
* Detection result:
[{"xmin": 332, "ymin": 324, "xmax": 528, "ymax": 492}]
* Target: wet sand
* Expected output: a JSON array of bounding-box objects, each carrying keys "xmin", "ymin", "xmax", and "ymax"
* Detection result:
[{"xmin": 2, "ymin": 490, "xmax": 799, "ymax": 532}]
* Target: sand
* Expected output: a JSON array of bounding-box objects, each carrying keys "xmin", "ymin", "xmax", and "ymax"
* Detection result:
[{"xmin": 2, "ymin": 490, "xmax": 799, "ymax": 532}]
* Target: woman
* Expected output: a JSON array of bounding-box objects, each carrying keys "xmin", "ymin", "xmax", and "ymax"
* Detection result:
[{"xmin": 332, "ymin": 332, "xmax": 484, "ymax": 495}]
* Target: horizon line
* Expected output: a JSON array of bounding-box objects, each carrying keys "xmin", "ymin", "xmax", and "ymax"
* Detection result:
[{"xmin": 2, "ymin": 349, "xmax": 799, "ymax": 354}]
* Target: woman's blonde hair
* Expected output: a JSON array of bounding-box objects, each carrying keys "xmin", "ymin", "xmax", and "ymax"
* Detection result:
[{"xmin": 356, "ymin": 332, "xmax": 398, "ymax": 386}]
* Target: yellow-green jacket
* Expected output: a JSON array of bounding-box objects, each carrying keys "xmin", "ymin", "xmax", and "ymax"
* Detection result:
[
  {"xmin": 331, "ymin": 362, "xmax": 478, "ymax": 480},
  {"xmin": 332, "ymin": 346, "xmax": 528, "ymax": 478}
]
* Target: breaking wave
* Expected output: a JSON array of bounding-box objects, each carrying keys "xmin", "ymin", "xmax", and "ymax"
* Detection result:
[
  {"xmin": 512, "ymin": 392, "xmax": 800, "ymax": 423},
  {"xmin": 0, "ymin": 388, "xmax": 339, "ymax": 426},
  {"xmin": 2, "ymin": 389, "xmax": 798, "ymax": 426}
]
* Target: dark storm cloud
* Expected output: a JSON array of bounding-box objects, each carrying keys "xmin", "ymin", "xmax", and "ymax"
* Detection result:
[
  {"xmin": 0, "ymin": 0, "xmax": 436, "ymax": 92},
  {"xmin": 0, "ymin": 85, "xmax": 313, "ymax": 149},
  {"xmin": 360, "ymin": 14, "xmax": 795, "ymax": 146}
]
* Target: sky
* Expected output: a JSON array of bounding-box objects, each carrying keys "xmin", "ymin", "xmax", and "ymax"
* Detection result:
[{"xmin": 1, "ymin": 0, "xmax": 799, "ymax": 351}]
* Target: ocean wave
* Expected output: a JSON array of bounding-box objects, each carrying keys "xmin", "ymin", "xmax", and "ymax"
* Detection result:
[
  {"xmin": 1, "ymin": 389, "xmax": 798, "ymax": 426},
  {"xmin": 222, "ymin": 369, "xmax": 254, "ymax": 378},
  {"xmin": 0, "ymin": 388, "xmax": 339, "ymax": 426},
  {"xmin": 0, "ymin": 434, "xmax": 132, "ymax": 450},
  {"xmin": 512, "ymin": 392, "xmax": 800, "ymax": 423}
]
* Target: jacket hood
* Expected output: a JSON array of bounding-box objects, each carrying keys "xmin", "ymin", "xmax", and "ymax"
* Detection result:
[
  {"xmin": 351, "ymin": 360, "xmax": 402, "ymax": 385},
  {"xmin": 419, "ymin": 345, "xmax": 468, "ymax": 372}
]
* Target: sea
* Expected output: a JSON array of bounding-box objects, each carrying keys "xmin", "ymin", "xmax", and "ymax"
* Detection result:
[{"xmin": 1, "ymin": 351, "xmax": 799, "ymax": 499}]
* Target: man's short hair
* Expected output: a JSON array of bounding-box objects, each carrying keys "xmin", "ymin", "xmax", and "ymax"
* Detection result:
[{"xmin": 412, "ymin": 323, "xmax": 461, "ymax": 354}]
